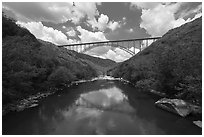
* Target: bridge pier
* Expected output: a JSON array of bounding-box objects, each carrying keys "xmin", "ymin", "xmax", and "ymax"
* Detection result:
[
  {"xmin": 133, "ymin": 41, "xmax": 136, "ymax": 54},
  {"xmin": 139, "ymin": 41, "xmax": 142, "ymax": 51}
]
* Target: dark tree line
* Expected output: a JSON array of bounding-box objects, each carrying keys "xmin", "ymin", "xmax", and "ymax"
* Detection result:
[{"xmin": 2, "ymin": 13, "xmax": 99, "ymax": 105}]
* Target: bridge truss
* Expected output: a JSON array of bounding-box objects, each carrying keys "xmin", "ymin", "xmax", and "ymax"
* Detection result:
[{"xmin": 58, "ymin": 37, "xmax": 161, "ymax": 56}]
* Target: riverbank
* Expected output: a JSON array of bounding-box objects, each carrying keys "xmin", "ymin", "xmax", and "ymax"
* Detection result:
[
  {"xmin": 107, "ymin": 17, "xmax": 202, "ymax": 110},
  {"xmin": 3, "ymin": 77, "xmax": 201, "ymax": 135},
  {"xmin": 2, "ymin": 76, "xmax": 130, "ymax": 116},
  {"xmin": 3, "ymin": 75, "xmax": 202, "ymax": 128}
]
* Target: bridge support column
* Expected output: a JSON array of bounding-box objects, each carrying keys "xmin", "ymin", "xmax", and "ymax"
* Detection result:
[
  {"xmin": 133, "ymin": 41, "xmax": 136, "ymax": 54},
  {"xmin": 139, "ymin": 41, "xmax": 142, "ymax": 51}
]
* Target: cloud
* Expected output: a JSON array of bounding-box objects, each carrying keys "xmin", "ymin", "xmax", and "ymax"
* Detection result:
[
  {"xmin": 122, "ymin": 17, "xmax": 126, "ymax": 21},
  {"xmin": 131, "ymin": 2, "xmax": 202, "ymax": 36},
  {"xmin": 103, "ymin": 48, "xmax": 132, "ymax": 62},
  {"xmin": 3, "ymin": 2, "xmax": 124, "ymax": 33},
  {"xmin": 108, "ymin": 21, "xmax": 121, "ymax": 31},
  {"xmin": 175, "ymin": 3, "xmax": 202, "ymax": 19},
  {"xmin": 87, "ymin": 13, "xmax": 122, "ymax": 31},
  {"xmin": 139, "ymin": 3, "xmax": 179, "ymax": 36},
  {"xmin": 75, "ymin": 25, "xmax": 131, "ymax": 61},
  {"xmin": 122, "ymin": 17, "xmax": 127, "ymax": 25},
  {"xmin": 130, "ymin": 2, "xmax": 161, "ymax": 10},
  {"xmin": 87, "ymin": 46, "xmax": 134, "ymax": 62},
  {"xmin": 129, "ymin": 47, "xmax": 140, "ymax": 54},
  {"xmin": 76, "ymin": 26, "xmax": 111, "ymax": 55},
  {"xmin": 3, "ymin": 2, "xmax": 101, "ymax": 24},
  {"xmin": 71, "ymin": 2, "xmax": 100, "ymax": 24},
  {"xmin": 66, "ymin": 28, "xmax": 76, "ymax": 37},
  {"xmin": 76, "ymin": 26, "xmax": 107, "ymax": 43},
  {"xmin": 97, "ymin": 14, "xmax": 109, "ymax": 30},
  {"xmin": 17, "ymin": 21, "xmax": 77, "ymax": 45},
  {"xmin": 3, "ymin": 2, "xmax": 73, "ymax": 23},
  {"xmin": 128, "ymin": 28, "xmax": 134, "ymax": 33},
  {"xmin": 87, "ymin": 14, "xmax": 109, "ymax": 31},
  {"xmin": 85, "ymin": 46, "xmax": 111, "ymax": 57}
]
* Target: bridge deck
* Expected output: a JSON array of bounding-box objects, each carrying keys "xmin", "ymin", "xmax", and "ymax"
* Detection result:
[{"xmin": 58, "ymin": 37, "xmax": 161, "ymax": 47}]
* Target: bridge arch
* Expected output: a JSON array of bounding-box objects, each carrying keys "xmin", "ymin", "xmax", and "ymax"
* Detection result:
[
  {"xmin": 82, "ymin": 43, "xmax": 135, "ymax": 56},
  {"xmin": 58, "ymin": 37, "xmax": 161, "ymax": 56}
]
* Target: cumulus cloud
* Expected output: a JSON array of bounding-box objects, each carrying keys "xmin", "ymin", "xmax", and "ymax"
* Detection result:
[
  {"xmin": 77, "ymin": 26, "xmax": 107, "ymax": 43},
  {"xmin": 71, "ymin": 2, "xmax": 100, "ymax": 24},
  {"xmin": 76, "ymin": 25, "xmax": 137, "ymax": 62},
  {"xmin": 76, "ymin": 26, "xmax": 111, "ymax": 55},
  {"xmin": 17, "ymin": 21, "xmax": 77, "ymax": 45},
  {"xmin": 85, "ymin": 46, "xmax": 111, "ymax": 57},
  {"xmin": 131, "ymin": 2, "xmax": 202, "ymax": 36},
  {"xmin": 87, "ymin": 13, "xmax": 122, "ymax": 31},
  {"xmin": 3, "ymin": 2, "xmax": 101, "ymax": 24},
  {"xmin": 108, "ymin": 21, "xmax": 121, "ymax": 31},
  {"xmin": 86, "ymin": 46, "xmax": 135, "ymax": 62},
  {"xmin": 102, "ymin": 48, "xmax": 132, "ymax": 62},
  {"xmin": 87, "ymin": 14, "xmax": 109, "ymax": 31},
  {"xmin": 3, "ymin": 2, "xmax": 124, "ymax": 33},
  {"xmin": 66, "ymin": 28, "xmax": 76, "ymax": 37}
]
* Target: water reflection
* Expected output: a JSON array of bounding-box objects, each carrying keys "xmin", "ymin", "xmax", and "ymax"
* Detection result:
[
  {"xmin": 3, "ymin": 80, "xmax": 201, "ymax": 135},
  {"xmin": 76, "ymin": 87, "xmax": 129, "ymax": 110},
  {"xmin": 45, "ymin": 86, "xmax": 164, "ymax": 134}
]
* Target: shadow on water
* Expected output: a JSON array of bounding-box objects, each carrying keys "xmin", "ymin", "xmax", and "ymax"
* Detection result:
[{"xmin": 2, "ymin": 80, "xmax": 201, "ymax": 135}]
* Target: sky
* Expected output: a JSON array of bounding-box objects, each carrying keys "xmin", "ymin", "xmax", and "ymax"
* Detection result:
[{"xmin": 2, "ymin": 2, "xmax": 202, "ymax": 62}]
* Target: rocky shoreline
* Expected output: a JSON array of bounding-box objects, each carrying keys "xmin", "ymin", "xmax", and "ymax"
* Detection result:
[
  {"xmin": 115, "ymin": 77, "xmax": 202, "ymax": 128},
  {"xmin": 3, "ymin": 76, "xmax": 202, "ymax": 129},
  {"xmin": 2, "ymin": 76, "xmax": 130, "ymax": 116},
  {"xmin": 2, "ymin": 91, "xmax": 55, "ymax": 116}
]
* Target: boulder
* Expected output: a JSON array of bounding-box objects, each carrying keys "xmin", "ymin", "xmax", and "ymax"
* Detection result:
[
  {"xmin": 155, "ymin": 98, "xmax": 191, "ymax": 117},
  {"xmin": 189, "ymin": 104, "xmax": 202, "ymax": 115},
  {"xmin": 193, "ymin": 121, "xmax": 202, "ymax": 128}
]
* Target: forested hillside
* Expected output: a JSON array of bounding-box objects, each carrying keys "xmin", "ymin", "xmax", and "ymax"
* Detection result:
[
  {"xmin": 108, "ymin": 17, "xmax": 202, "ymax": 105},
  {"xmin": 38, "ymin": 39, "xmax": 116, "ymax": 75},
  {"xmin": 2, "ymin": 13, "xmax": 115, "ymax": 105}
]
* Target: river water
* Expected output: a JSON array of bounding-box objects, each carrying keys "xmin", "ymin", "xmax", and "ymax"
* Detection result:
[{"xmin": 2, "ymin": 77, "xmax": 201, "ymax": 135}]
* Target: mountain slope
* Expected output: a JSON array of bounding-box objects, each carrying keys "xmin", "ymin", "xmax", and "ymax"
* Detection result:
[
  {"xmin": 2, "ymin": 13, "xmax": 115, "ymax": 105},
  {"xmin": 72, "ymin": 51, "xmax": 116, "ymax": 75},
  {"xmin": 38, "ymin": 39, "xmax": 116, "ymax": 75},
  {"xmin": 108, "ymin": 17, "xmax": 202, "ymax": 105}
]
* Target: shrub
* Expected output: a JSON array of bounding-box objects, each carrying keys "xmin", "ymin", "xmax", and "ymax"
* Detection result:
[
  {"xmin": 135, "ymin": 78, "xmax": 159, "ymax": 91},
  {"xmin": 48, "ymin": 66, "xmax": 76, "ymax": 87}
]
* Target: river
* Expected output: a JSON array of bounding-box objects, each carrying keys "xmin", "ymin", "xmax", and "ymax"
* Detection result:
[{"xmin": 2, "ymin": 77, "xmax": 201, "ymax": 135}]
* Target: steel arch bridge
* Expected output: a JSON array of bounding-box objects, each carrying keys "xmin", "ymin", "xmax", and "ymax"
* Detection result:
[{"xmin": 58, "ymin": 37, "xmax": 161, "ymax": 56}]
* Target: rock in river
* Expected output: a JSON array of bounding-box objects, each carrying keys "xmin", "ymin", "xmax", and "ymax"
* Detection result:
[
  {"xmin": 155, "ymin": 98, "xmax": 191, "ymax": 117},
  {"xmin": 193, "ymin": 121, "xmax": 202, "ymax": 128}
]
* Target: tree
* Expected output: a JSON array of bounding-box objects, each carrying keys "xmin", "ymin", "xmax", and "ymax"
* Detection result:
[{"xmin": 48, "ymin": 66, "xmax": 76, "ymax": 87}]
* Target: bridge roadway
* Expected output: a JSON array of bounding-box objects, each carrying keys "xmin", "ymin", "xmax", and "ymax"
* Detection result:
[{"xmin": 58, "ymin": 37, "xmax": 161, "ymax": 56}]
